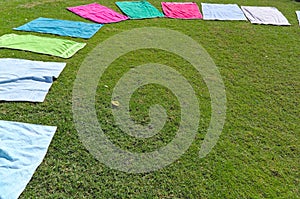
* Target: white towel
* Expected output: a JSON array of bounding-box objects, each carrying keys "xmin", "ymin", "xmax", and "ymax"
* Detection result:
[
  {"xmin": 202, "ymin": 3, "xmax": 247, "ymax": 21},
  {"xmin": 296, "ymin": 11, "xmax": 300, "ymax": 25},
  {"xmin": 241, "ymin": 6, "xmax": 290, "ymax": 25}
]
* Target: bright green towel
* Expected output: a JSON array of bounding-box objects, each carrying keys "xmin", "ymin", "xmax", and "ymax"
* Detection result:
[
  {"xmin": 116, "ymin": 1, "xmax": 164, "ymax": 19},
  {"xmin": 0, "ymin": 34, "xmax": 86, "ymax": 58}
]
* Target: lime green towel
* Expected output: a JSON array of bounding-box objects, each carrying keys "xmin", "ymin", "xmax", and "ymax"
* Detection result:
[{"xmin": 0, "ymin": 34, "xmax": 86, "ymax": 58}]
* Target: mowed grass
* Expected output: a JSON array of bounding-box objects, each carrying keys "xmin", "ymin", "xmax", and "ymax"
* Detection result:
[{"xmin": 0, "ymin": 0, "xmax": 299, "ymax": 198}]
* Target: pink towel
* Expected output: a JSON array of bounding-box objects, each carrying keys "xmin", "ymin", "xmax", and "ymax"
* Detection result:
[
  {"xmin": 67, "ymin": 3, "xmax": 129, "ymax": 24},
  {"xmin": 161, "ymin": 2, "xmax": 202, "ymax": 19}
]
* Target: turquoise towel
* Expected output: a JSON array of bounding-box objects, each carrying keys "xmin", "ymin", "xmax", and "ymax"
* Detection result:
[
  {"xmin": 14, "ymin": 17, "xmax": 103, "ymax": 39},
  {"xmin": 116, "ymin": 1, "xmax": 164, "ymax": 19}
]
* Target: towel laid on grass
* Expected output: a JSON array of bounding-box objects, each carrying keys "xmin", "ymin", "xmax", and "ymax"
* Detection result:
[
  {"xmin": 0, "ymin": 58, "xmax": 66, "ymax": 102},
  {"xmin": 241, "ymin": 6, "xmax": 290, "ymax": 25},
  {"xmin": 116, "ymin": 1, "xmax": 164, "ymax": 19},
  {"xmin": 0, "ymin": 34, "xmax": 86, "ymax": 58},
  {"xmin": 161, "ymin": 2, "xmax": 202, "ymax": 19},
  {"xmin": 201, "ymin": 3, "xmax": 247, "ymax": 21},
  {"xmin": 68, "ymin": 3, "xmax": 129, "ymax": 24},
  {"xmin": 14, "ymin": 17, "xmax": 103, "ymax": 39},
  {"xmin": 0, "ymin": 120, "xmax": 57, "ymax": 199},
  {"xmin": 296, "ymin": 11, "xmax": 300, "ymax": 25}
]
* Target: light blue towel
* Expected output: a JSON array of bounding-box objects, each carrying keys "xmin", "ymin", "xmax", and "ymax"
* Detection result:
[
  {"xmin": 0, "ymin": 120, "xmax": 57, "ymax": 199},
  {"xmin": 296, "ymin": 11, "xmax": 300, "ymax": 25},
  {"xmin": 14, "ymin": 17, "xmax": 103, "ymax": 39},
  {"xmin": 0, "ymin": 58, "xmax": 66, "ymax": 102},
  {"xmin": 202, "ymin": 3, "xmax": 247, "ymax": 21}
]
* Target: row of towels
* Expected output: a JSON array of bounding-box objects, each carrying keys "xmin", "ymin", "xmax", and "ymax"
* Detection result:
[
  {"xmin": 1, "ymin": 2, "xmax": 298, "ymax": 60},
  {"xmin": 68, "ymin": 1, "xmax": 295, "ymax": 25},
  {"xmin": 67, "ymin": 2, "xmax": 294, "ymax": 25}
]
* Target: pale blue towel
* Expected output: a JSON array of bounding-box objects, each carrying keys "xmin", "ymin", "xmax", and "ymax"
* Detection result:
[
  {"xmin": 14, "ymin": 17, "xmax": 103, "ymax": 39},
  {"xmin": 0, "ymin": 120, "xmax": 57, "ymax": 199},
  {"xmin": 296, "ymin": 11, "xmax": 300, "ymax": 25},
  {"xmin": 0, "ymin": 58, "xmax": 66, "ymax": 102},
  {"xmin": 202, "ymin": 3, "xmax": 247, "ymax": 21}
]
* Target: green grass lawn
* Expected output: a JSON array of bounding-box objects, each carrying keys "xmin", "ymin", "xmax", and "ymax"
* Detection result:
[{"xmin": 1, "ymin": 0, "xmax": 299, "ymax": 198}]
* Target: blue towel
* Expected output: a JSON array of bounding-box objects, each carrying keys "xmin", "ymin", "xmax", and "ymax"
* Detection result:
[
  {"xmin": 14, "ymin": 17, "xmax": 103, "ymax": 39},
  {"xmin": 296, "ymin": 11, "xmax": 300, "ymax": 25},
  {"xmin": 202, "ymin": 3, "xmax": 247, "ymax": 21},
  {"xmin": 0, "ymin": 120, "xmax": 57, "ymax": 199},
  {"xmin": 0, "ymin": 58, "xmax": 66, "ymax": 102}
]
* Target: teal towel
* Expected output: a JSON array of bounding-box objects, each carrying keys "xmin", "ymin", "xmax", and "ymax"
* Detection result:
[{"xmin": 116, "ymin": 1, "xmax": 164, "ymax": 19}]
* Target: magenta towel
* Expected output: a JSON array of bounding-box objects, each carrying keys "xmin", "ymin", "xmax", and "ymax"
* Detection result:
[
  {"xmin": 67, "ymin": 3, "xmax": 129, "ymax": 24},
  {"xmin": 161, "ymin": 2, "xmax": 202, "ymax": 19}
]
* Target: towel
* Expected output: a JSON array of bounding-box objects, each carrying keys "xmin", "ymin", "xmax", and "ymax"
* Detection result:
[
  {"xmin": 14, "ymin": 17, "xmax": 103, "ymax": 39},
  {"xmin": 67, "ymin": 3, "xmax": 129, "ymax": 24},
  {"xmin": 0, "ymin": 120, "xmax": 57, "ymax": 199},
  {"xmin": 115, "ymin": 1, "xmax": 164, "ymax": 19},
  {"xmin": 0, "ymin": 34, "xmax": 86, "ymax": 58},
  {"xmin": 241, "ymin": 6, "xmax": 290, "ymax": 25},
  {"xmin": 161, "ymin": 2, "xmax": 202, "ymax": 19},
  {"xmin": 296, "ymin": 11, "xmax": 300, "ymax": 25},
  {"xmin": 201, "ymin": 3, "xmax": 247, "ymax": 21},
  {"xmin": 0, "ymin": 58, "xmax": 66, "ymax": 102}
]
